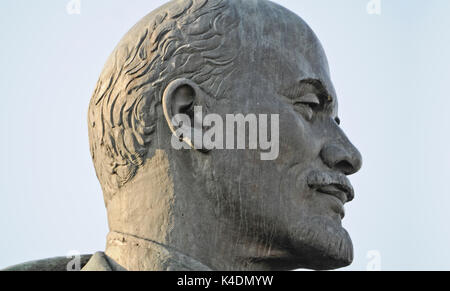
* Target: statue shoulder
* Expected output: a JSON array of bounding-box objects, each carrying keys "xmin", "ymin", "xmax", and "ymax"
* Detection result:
[{"xmin": 2, "ymin": 254, "xmax": 92, "ymax": 271}]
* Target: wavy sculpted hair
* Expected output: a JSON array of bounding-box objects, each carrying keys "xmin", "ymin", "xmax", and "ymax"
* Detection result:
[{"xmin": 88, "ymin": 0, "xmax": 241, "ymax": 202}]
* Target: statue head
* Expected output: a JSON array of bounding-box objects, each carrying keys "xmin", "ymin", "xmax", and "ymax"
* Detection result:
[{"xmin": 88, "ymin": 0, "xmax": 362, "ymax": 270}]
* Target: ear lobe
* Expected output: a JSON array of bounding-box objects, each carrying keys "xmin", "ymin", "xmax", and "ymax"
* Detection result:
[{"xmin": 162, "ymin": 78, "xmax": 209, "ymax": 151}]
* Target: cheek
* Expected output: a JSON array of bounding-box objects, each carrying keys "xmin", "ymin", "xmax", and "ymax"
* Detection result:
[
  {"xmin": 246, "ymin": 106, "xmax": 321, "ymax": 213},
  {"xmin": 277, "ymin": 107, "xmax": 318, "ymax": 167},
  {"xmin": 251, "ymin": 93, "xmax": 317, "ymax": 163},
  {"xmin": 275, "ymin": 109, "xmax": 324, "ymax": 210}
]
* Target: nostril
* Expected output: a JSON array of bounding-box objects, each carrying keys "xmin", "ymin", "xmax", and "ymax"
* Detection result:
[{"xmin": 334, "ymin": 160, "xmax": 355, "ymax": 175}]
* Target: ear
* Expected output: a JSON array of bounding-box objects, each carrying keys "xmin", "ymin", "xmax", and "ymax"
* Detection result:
[{"xmin": 162, "ymin": 78, "xmax": 210, "ymax": 151}]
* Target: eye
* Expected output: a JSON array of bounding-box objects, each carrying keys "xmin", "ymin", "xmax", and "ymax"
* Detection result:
[
  {"xmin": 293, "ymin": 93, "xmax": 321, "ymax": 109},
  {"xmin": 335, "ymin": 117, "xmax": 341, "ymax": 125},
  {"xmin": 292, "ymin": 93, "xmax": 321, "ymax": 120}
]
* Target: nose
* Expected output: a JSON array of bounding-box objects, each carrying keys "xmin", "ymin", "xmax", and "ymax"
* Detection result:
[{"xmin": 320, "ymin": 140, "xmax": 362, "ymax": 175}]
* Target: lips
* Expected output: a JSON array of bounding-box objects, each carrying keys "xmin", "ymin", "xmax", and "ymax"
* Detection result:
[{"xmin": 307, "ymin": 170, "xmax": 355, "ymax": 205}]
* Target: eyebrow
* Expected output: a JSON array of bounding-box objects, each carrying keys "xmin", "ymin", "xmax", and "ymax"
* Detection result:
[
  {"xmin": 299, "ymin": 79, "xmax": 331, "ymax": 101},
  {"xmin": 281, "ymin": 78, "xmax": 332, "ymax": 103}
]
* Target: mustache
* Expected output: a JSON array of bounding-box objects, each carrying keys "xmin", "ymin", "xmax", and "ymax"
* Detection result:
[{"xmin": 307, "ymin": 170, "xmax": 355, "ymax": 203}]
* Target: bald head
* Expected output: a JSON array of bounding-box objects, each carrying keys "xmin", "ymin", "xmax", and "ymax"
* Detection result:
[{"xmin": 89, "ymin": 0, "xmax": 361, "ymax": 271}]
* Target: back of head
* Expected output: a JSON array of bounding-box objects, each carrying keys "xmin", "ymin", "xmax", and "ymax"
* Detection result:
[{"xmin": 88, "ymin": 0, "xmax": 241, "ymax": 203}]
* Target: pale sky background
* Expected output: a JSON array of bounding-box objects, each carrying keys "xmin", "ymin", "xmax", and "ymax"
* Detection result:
[{"xmin": 1, "ymin": 0, "xmax": 449, "ymax": 271}]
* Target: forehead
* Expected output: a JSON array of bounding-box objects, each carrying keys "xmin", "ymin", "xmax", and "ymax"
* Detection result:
[{"xmin": 236, "ymin": 0, "xmax": 337, "ymax": 99}]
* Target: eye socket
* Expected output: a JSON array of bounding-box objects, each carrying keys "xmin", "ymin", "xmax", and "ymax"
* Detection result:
[{"xmin": 281, "ymin": 79, "xmax": 333, "ymax": 122}]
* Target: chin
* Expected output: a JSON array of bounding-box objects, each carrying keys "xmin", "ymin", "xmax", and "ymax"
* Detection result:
[{"xmin": 285, "ymin": 215, "xmax": 354, "ymax": 270}]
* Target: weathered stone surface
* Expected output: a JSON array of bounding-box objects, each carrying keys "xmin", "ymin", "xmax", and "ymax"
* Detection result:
[{"xmin": 6, "ymin": 0, "xmax": 362, "ymax": 271}]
